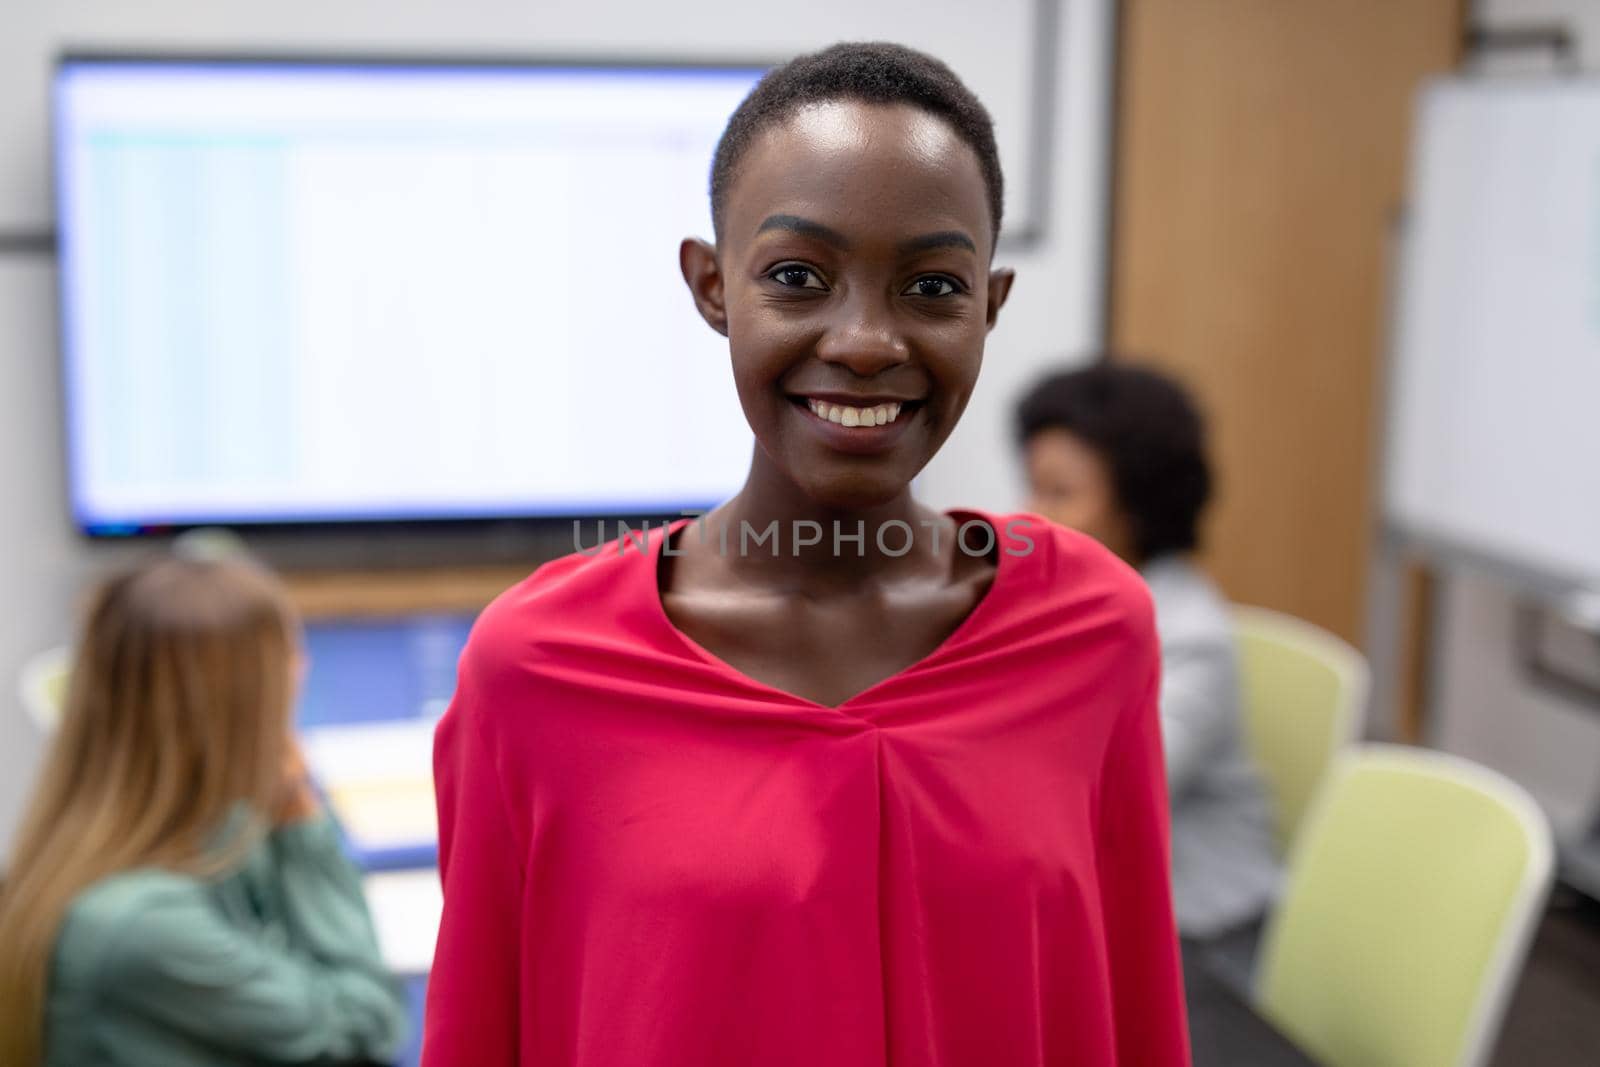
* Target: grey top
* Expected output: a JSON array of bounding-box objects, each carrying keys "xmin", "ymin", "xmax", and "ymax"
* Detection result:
[
  {"xmin": 45, "ymin": 813, "xmax": 409, "ymax": 1067},
  {"xmin": 1142, "ymin": 555, "xmax": 1282, "ymax": 938}
]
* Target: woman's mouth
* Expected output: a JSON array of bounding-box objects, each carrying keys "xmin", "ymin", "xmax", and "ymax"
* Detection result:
[
  {"xmin": 804, "ymin": 398, "xmax": 905, "ymax": 428},
  {"xmin": 790, "ymin": 394, "xmax": 923, "ymax": 455}
]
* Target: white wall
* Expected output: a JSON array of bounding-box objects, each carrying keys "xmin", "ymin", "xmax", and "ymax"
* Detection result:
[
  {"xmin": 1418, "ymin": 0, "xmax": 1600, "ymax": 841},
  {"xmin": 0, "ymin": 1, "xmax": 1115, "ymax": 856}
]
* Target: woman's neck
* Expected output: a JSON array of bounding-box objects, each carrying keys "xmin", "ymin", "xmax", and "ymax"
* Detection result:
[{"xmin": 691, "ymin": 460, "xmax": 958, "ymax": 593}]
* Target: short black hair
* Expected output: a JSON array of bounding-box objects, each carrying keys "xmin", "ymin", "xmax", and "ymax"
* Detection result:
[
  {"xmin": 710, "ymin": 42, "xmax": 1004, "ymax": 241},
  {"xmin": 1015, "ymin": 360, "xmax": 1214, "ymax": 562}
]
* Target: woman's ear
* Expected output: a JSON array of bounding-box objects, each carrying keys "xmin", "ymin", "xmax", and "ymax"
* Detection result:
[
  {"xmin": 680, "ymin": 238, "xmax": 729, "ymax": 337},
  {"xmin": 985, "ymin": 267, "xmax": 1017, "ymax": 331}
]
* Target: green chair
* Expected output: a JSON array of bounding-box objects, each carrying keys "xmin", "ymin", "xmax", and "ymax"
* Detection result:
[
  {"xmin": 19, "ymin": 646, "xmax": 70, "ymax": 732},
  {"xmin": 1254, "ymin": 744, "xmax": 1554, "ymax": 1067},
  {"xmin": 1235, "ymin": 606, "xmax": 1370, "ymax": 854}
]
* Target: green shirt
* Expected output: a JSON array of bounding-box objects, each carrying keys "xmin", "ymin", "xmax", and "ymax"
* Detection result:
[{"xmin": 45, "ymin": 814, "xmax": 410, "ymax": 1066}]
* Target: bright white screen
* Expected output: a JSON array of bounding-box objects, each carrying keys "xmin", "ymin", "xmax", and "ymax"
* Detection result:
[
  {"xmin": 1387, "ymin": 81, "xmax": 1600, "ymax": 586},
  {"xmin": 55, "ymin": 60, "xmax": 762, "ymax": 531}
]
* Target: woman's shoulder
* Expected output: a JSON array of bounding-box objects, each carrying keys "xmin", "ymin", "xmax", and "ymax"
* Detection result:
[
  {"xmin": 996, "ymin": 511, "xmax": 1153, "ymax": 614},
  {"xmin": 62, "ymin": 867, "xmax": 201, "ymax": 929},
  {"xmin": 53, "ymin": 869, "xmax": 209, "ymax": 988},
  {"xmin": 982, "ymin": 510, "xmax": 1158, "ymax": 662},
  {"xmin": 453, "ymin": 527, "xmax": 677, "ymax": 710},
  {"xmin": 469, "ymin": 531, "xmax": 661, "ymax": 649}
]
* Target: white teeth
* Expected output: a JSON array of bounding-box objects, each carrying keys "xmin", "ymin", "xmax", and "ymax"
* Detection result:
[{"xmin": 805, "ymin": 398, "xmax": 907, "ymax": 427}]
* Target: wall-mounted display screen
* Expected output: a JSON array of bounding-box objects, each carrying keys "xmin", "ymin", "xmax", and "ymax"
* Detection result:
[{"xmin": 54, "ymin": 57, "xmax": 763, "ymax": 533}]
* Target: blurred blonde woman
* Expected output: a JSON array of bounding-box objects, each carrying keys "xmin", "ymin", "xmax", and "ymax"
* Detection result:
[{"xmin": 0, "ymin": 557, "xmax": 409, "ymax": 1067}]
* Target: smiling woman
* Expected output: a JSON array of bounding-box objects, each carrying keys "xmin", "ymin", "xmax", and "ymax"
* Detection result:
[{"xmin": 422, "ymin": 42, "xmax": 1191, "ymax": 1067}]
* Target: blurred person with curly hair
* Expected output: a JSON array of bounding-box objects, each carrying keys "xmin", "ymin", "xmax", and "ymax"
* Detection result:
[{"xmin": 1016, "ymin": 359, "xmax": 1281, "ymax": 945}]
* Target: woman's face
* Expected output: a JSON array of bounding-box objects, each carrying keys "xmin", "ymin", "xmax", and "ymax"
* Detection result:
[
  {"xmin": 682, "ymin": 100, "xmax": 1013, "ymax": 510},
  {"xmin": 1023, "ymin": 428, "xmax": 1137, "ymax": 563}
]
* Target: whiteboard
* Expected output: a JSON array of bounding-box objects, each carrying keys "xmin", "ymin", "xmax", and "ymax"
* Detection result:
[{"xmin": 1386, "ymin": 79, "xmax": 1600, "ymax": 588}]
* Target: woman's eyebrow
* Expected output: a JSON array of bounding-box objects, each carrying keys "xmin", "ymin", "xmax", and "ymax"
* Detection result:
[
  {"xmin": 756, "ymin": 214, "xmax": 851, "ymax": 248},
  {"xmin": 753, "ymin": 215, "xmax": 977, "ymax": 257},
  {"xmin": 897, "ymin": 231, "xmax": 977, "ymax": 255}
]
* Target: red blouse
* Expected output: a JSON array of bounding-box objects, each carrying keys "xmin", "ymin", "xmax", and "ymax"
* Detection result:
[{"xmin": 423, "ymin": 512, "xmax": 1190, "ymax": 1066}]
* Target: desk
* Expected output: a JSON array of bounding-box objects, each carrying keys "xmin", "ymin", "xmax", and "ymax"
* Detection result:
[
  {"xmin": 298, "ymin": 615, "xmax": 473, "ymax": 870},
  {"xmin": 363, "ymin": 871, "xmax": 438, "ymax": 1067},
  {"xmin": 291, "ymin": 613, "xmax": 462, "ymax": 1067},
  {"xmin": 1184, "ymin": 951, "xmax": 1319, "ymax": 1066},
  {"xmin": 306, "ymin": 720, "xmax": 438, "ymax": 870}
]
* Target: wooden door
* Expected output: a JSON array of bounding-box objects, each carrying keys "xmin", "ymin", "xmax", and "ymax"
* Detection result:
[{"xmin": 1108, "ymin": 0, "xmax": 1462, "ymax": 644}]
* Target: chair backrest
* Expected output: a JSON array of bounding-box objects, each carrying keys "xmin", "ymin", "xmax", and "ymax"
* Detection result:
[
  {"xmin": 1234, "ymin": 605, "xmax": 1369, "ymax": 853},
  {"xmin": 1254, "ymin": 744, "xmax": 1554, "ymax": 1067},
  {"xmin": 18, "ymin": 646, "xmax": 71, "ymax": 732}
]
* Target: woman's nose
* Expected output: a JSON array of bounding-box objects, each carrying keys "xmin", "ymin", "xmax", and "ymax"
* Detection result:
[{"xmin": 814, "ymin": 298, "xmax": 912, "ymax": 377}]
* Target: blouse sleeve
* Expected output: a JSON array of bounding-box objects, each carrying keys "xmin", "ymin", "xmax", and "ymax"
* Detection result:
[
  {"xmin": 1157, "ymin": 632, "xmax": 1239, "ymax": 799},
  {"xmin": 422, "ymin": 647, "xmax": 525, "ymax": 1065},
  {"xmin": 94, "ymin": 822, "xmax": 410, "ymax": 1063},
  {"xmin": 270, "ymin": 814, "xmax": 398, "ymax": 968},
  {"xmin": 1095, "ymin": 662, "xmax": 1193, "ymax": 1066}
]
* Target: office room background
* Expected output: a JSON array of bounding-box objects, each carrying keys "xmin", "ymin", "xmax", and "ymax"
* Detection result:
[
  {"xmin": 3, "ymin": 0, "xmax": 1600, "ymax": 1064},
  {"xmin": 8, "ymin": 0, "xmax": 1600, "ymax": 852},
  {"xmin": 0, "ymin": 0, "xmax": 1115, "ymax": 854}
]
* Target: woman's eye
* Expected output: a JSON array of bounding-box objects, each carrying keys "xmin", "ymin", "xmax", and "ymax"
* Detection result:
[
  {"xmin": 769, "ymin": 266, "xmax": 826, "ymax": 290},
  {"xmin": 907, "ymin": 276, "xmax": 959, "ymax": 298}
]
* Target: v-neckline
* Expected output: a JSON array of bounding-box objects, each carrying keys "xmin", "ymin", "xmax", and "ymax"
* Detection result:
[{"xmin": 645, "ymin": 508, "xmax": 1018, "ymax": 713}]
